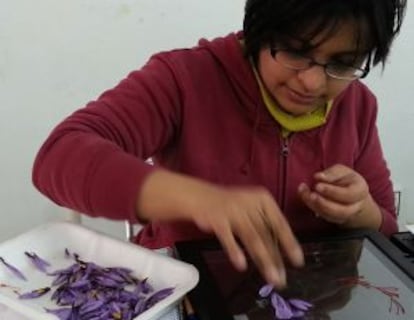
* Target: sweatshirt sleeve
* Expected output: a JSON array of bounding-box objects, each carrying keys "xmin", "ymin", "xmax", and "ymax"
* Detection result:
[
  {"xmin": 354, "ymin": 95, "xmax": 397, "ymax": 237},
  {"xmin": 32, "ymin": 54, "xmax": 183, "ymax": 223}
]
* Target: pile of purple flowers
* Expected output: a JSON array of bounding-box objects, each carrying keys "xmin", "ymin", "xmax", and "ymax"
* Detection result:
[
  {"xmin": 259, "ymin": 284, "xmax": 313, "ymax": 319},
  {"xmin": 1, "ymin": 250, "xmax": 174, "ymax": 320}
]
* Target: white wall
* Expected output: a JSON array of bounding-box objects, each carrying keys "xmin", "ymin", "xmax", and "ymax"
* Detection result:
[
  {"xmin": 0, "ymin": 0, "xmax": 245, "ymax": 241},
  {"xmin": 362, "ymin": 3, "xmax": 414, "ymax": 228},
  {"xmin": 0, "ymin": 0, "xmax": 412, "ymax": 242}
]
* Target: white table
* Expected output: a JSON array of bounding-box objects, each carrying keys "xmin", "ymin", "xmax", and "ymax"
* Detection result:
[{"xmin": 0, "ymin": 303, "xmax": 30, "ymax": 319}]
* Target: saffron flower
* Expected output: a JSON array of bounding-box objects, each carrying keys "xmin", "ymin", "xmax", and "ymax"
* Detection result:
[
  {"xmin": 259, "ymin": 284, "xmax": 313, "ymax": 319},
  {"xmin": 0, "ymin": 256, "xmax": 27, "ymax": 281}
]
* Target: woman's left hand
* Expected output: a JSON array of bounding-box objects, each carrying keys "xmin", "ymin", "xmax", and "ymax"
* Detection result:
[{"xmin": 297, "ymin": 164, "xmax": 382, "ymax": 229}]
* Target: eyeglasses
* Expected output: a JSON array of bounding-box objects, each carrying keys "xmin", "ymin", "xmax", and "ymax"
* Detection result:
[{"xmin": 270, "ymin": 48, "xmax": 369, "ymax": 81}]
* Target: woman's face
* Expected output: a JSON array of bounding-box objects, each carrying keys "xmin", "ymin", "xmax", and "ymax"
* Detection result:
[{"xmin": 257, "ymin": 21, "xmax": 364, "ymax": 116}]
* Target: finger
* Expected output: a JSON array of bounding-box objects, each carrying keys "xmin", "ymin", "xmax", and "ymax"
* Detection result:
[
  {"xmin": 315, "ymin": 165, "xmax": 354, "ymax": 185},
  {"xmin": 314, "ymin": 182, "xmax": 365, "ymax": 204},
  {"xmin": 236, "ymin": 220, "xmax": 285, "ymax": 287},
  {"xmin": 262, "ymin": 194, "xmax": 304, "ymax": 268},
  {"xmin": 254, "ymin": 210, "xmax": 277, "ymax": 246},
  {"xmin": 213, "ymin": 221, "xmax": 247, "ymax": 272},
  {"xmin": 254, "ymin": 212, "xmax": 287, "ymax": 286},
  {"xmin": 266, "ymin": 242, "xmax": 286, "ymax": 290},
  {"xmin": 298, "ymin": 183, "xmax": 321, "ymax": 214},
  {"xmin": 300, "ymin": 184, "xmax": 349, "ymax": 222},
  {"xmin": 298, "ymin": 182, "xmax": 312, "ymax": 200},
  {"xmin": 309, "ymin": 193, "xmax": 362, "ymax": 224}
]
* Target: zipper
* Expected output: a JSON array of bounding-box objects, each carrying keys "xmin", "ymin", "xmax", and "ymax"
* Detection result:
[{"xmin": 278, "ymin": 137, "xmax": 290, "ymax": 211}]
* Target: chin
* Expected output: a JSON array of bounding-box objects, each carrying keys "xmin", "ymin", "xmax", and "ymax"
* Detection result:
[{"xmin": 279, "ymin": 102, "xmax": 318, "ymax": 116}]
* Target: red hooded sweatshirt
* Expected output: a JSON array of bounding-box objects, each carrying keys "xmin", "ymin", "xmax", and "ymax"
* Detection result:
[{"xmin": 32, "ymin": 33, "xmax": 397, "ymax": 248}]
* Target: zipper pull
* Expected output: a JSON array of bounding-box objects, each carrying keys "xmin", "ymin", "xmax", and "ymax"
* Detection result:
[{"xmin": 281, "ymin": 140, "xmax": 289, "ymax": 157}]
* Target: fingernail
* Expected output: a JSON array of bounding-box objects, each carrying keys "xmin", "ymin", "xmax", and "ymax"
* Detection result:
[
  {"xmin": 293, "ymin": 247, "xmax": 305, "ymax": 266},
  {"xmin": 317, "ymin": 172, "xmax": 330, "ymax": 181},
  {"xmin": 279, "ymin": 268, "xmax": 286, "ymax": 284},
  {"xmin": 236, "ymin": 253, "xmax": 247, "ymax": 270}
]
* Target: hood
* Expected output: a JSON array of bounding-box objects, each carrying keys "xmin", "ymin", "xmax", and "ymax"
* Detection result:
[
  {"xmin": 197, "ymin": 32, "xmax": 279, "ymax": 173},
  {"xmin": 197, "ymin": 32, "xmax": 276, "ymax": 128},
  {"xmin": 196, "ymin": 32, "xmax": 354, "ymax": 132}
]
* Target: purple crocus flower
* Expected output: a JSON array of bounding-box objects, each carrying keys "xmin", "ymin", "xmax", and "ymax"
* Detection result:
[
  {"xmin": 258, "ymin": 284, "xmax": 313, "ymax": 320},
  {"xmin": 0, "ymin": 257, "xmax": 27, "ymax": 281}
]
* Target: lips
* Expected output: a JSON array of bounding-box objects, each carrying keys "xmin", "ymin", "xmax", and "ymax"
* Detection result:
[{"xmin": 286, "ymin": 87, "xmax": 318, "ymax": 105}]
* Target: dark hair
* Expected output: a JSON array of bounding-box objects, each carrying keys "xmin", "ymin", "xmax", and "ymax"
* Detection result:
[{"xmin": 243, "ymin": 0, "xmax": 407, "ymax": 69}]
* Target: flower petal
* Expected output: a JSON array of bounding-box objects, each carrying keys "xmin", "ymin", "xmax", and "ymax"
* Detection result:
[
  {"xmin": 10, "ymin": 249, "xmax": 175, "ymax": 319},
  {"xmin": 25, "ymin": 252, "xmax": 50, "ymax": 272},
  {"xmin": 271, "ymin": 292, "xmax": 294, "ymax": 319},
  {"xmin": 291, "ymin": 309, "xmax": 305, "ymax": 318},
  {"xmin": 258, "ymin": 284, "xmax": 274, "ymax": 297},
  {"xmin": 0, "ymin": 257, "xmax": 27, "ymax": 281},
  {"xmin": 19, "ymin": 287, "xmax": 50, "ymax": 299},
  {"xmin": 45, "ymin": 307, "xmax": 72, "ymax": 320},
  {"xmin": 288, "ymin": 298, "xmax": 313, "ymax": 311}
]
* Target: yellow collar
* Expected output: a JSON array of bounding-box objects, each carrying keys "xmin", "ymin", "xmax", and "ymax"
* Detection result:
[{"xmin": 253, "ymin": 66, "xmax": 333, "ymax": 137}]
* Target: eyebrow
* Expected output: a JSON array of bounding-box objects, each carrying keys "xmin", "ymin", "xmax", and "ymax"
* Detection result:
[
  {"xmin": 330, "ymin": 51, "xmax": 361, "ymax": 59},
  {"xmin": 283, "ymin": 44, "xmax": 366, "ymax": 61},
  {"xmin": 280, "ymin": 36, "xmax": 368, "ymax": 58},
  {"xmin": 329, "ymin": 51, "xmax": 369, "ymax": 63}
]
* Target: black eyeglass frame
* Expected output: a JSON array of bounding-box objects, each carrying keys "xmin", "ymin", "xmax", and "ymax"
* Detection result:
[{"xmin": 269, "ymin": 48, "xmax": 370, "ymax": 81}]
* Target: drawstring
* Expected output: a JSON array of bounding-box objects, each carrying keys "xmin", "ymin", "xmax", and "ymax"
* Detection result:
[{"xmin": 317, "ymin": 127, "xmax": 327, "ymax": 170}]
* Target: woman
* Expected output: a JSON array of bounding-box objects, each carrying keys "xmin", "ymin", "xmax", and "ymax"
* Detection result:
[{"xmin": 33, "ymin": 0, "xmax": 407, "ymax": 287}]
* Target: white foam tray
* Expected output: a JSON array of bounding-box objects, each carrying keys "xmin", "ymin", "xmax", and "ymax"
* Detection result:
[{"xmin": 0, "ymin": 222, "xmax": 199, "ymax": 320}]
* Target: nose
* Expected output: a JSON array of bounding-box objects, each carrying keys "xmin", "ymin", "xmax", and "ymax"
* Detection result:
[{"xmin": 296, "ymin": 65, "xmax": 327, "ymax": 93}]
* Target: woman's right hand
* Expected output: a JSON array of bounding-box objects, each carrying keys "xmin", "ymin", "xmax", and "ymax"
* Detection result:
[{"xmin": 137, "ymin": 170, "xmax": 304, "ymax": 288}]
